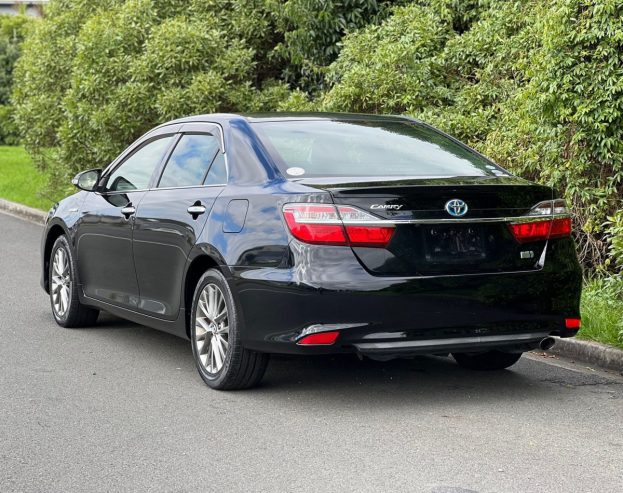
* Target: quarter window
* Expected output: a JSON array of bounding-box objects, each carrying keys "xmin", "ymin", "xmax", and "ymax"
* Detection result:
[
  {"xmin": 158, "ymin": 134, "xmax": 220, "ymax": 188},
  {"xmin": 204, "ymin": 153, "xmax": 227, "ymax": 186},
  {"xmin": 106, "ymin": 136, "xmax": 174, "ymax": 192}
]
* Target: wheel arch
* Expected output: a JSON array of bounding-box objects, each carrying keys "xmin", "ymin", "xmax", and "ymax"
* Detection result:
[
  {"xmin": 42, "ymin": 222, "xmax": 69, "ymax": 293},
  {"xmin": 183, "ymin": 253, "xmax": 228, "ymax": 338}
]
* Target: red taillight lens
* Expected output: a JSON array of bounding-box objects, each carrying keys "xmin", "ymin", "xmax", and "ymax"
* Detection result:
[
  {"xmin": 549, "ymin": 217, "xmax": 572, "ymax": 238},
  {"xmin": 282, "ymin": 204, "xmax": 347, "ymax": 245},
  {"xmin": 297, "ymin": 331, "xmax": 340, "ymax": 345},
  {"xmin": 345, "ymin": 225, "xmax": 395, "ymax": 247},
  {"xmin": 508, "ymin": 217, "xmax": 572, "ymax": 243},
  {"xmin": 508, "ymin": 221, "xmax": 551, "ymax": 243},
  {"xmin": 565, "ymin": 318, "xmax": 581, "ymax": 329},
  {"xmin": 282, "ymin": 203, "xmax": 394, "ymax": 247}
]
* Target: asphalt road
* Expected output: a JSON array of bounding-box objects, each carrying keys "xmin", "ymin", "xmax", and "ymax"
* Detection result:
[{"xmin": 1, "ymin": 211, "xmax": 622, "ymax": 493}]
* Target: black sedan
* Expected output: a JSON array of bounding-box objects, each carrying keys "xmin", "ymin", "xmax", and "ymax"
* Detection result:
[{"xmin": 41, "ymin": 113, "xmax": 582, "ymax": 389}]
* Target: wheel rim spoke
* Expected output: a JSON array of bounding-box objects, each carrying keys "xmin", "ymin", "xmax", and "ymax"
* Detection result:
[
  {"xmin": 51, "ymin": 248, "xmax": 71, "ymax": 317},
  {"xmin": 194, "ymin": 282, "xmax": 229, "ymax": 374}
]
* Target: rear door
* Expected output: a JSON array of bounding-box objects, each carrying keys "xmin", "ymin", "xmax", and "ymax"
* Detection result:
[{"xmin": 132, "ymin": 124, "xmax": 227, "ymax": 319}]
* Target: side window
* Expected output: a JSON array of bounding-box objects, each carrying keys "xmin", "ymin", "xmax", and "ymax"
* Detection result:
[
  {"xmin": 106, "ymin": 136, "xmax": 173, "ymax": 192},
  {"xmin": 158, "ymin": 134, "xmax": 220, "ymax": 188},
  {"xmin": 204, "ymin": 153, "xmax": 227, "ymax": 186}
]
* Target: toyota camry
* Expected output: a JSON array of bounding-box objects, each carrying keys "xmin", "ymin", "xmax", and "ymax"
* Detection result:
[{"xmin": 41, "ymin": 113, "xmax": 582, "ymax": 389}]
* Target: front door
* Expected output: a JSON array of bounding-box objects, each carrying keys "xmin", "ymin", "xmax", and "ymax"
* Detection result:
[
  {"xmin": 76, "ymin": 134, "xmax": 175, "ymax": 309},
  {"xmin": 132, "ymin": 128, "xmax": 227, "ymax": 319}
]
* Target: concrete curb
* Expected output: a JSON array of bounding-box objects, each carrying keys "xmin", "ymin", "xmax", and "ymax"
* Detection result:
[
  {"xmin": 550, "ymin": 337, "xmax": 623, "ymax": 373},
  {"xmin": 0, "ymin": 198, "xmax": 46, "ymax": 224}
]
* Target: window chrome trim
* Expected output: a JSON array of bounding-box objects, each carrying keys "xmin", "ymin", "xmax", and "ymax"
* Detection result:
[{"xmin": 149, "ymin": 183, "xmax": 227, "ymax": 191}]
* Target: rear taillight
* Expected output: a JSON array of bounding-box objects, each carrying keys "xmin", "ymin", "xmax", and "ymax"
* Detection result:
[
  {"xmin": 282, "ymin": 204, "xmax": 347, "ymax": 245},
  {"xmin": 508, "ymin": 199, "xmax": 572, "ymax": 243},
  {"xmin": 282, "ymin": 203, "xmax": 395, "ymax": 248}
]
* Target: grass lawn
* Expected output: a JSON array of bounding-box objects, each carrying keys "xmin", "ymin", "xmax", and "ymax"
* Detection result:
[
  {"xmin": 579, "ymin": 279, "xmax": 623, "ymax": 350},
  {"xmin": 0, "ymin": 145, "xmax": 52, "ymax": 211}
]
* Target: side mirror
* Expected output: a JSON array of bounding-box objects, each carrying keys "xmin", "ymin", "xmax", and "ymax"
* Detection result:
[{"xmin": 72, "ymin": 169, "xmax": 102, "ymax": 192}]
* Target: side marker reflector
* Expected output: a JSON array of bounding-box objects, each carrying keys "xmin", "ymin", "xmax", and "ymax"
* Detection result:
[{"xmin": 297, "ymin": 331, "xmax": 340, "ymax": 346}]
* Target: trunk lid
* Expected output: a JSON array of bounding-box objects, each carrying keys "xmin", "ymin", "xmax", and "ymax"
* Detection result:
[{"xmin": 298, "ymin": 175, "xmax": 553, "ymax": 276}]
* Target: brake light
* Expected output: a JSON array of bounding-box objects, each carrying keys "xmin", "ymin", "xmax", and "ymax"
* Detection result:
[
  {"xmin": 549, "ymin": 217, "xmax": 572, "ymax": 238},
  {"xmin": 508, "ymin": 199, "xmax": 572, "ymax": 243},
  {"xmin": 509, "ymin": 217, "xmax": 572, "ymax": 243},
  {"xmin": 282, "ymin": 204, "xmax": 394, "ymax": 247},
  {"xmin": 297, "ymin": 331, "xmax": 340, "ymax": 345},
  {"xmin": 282, "ymin": 204, "xmax": 347, "ymax": 245}
]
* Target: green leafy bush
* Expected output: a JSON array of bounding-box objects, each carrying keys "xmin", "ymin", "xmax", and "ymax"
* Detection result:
[
  {"xmin": 322, "ymin": 0, "xmax": 623, "ymax": 271},
  {"xmin": 0, "ymin": 13, "xmax": 32, "ymax": 144},
  {"xmin": 270, "ymin": 0, "xmax": 403, "ymax": 92},
  {"xmin": 13, "ymin": 0, "xmax": 289, "ymax": 198}
]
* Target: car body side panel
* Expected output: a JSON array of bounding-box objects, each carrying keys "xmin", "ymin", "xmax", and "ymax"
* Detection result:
[
  {"xmin": 40, "ymin": 191, "xmax": 88, "ymax": 292},
  {"xmin": 132, "ymin": 186, "xmax": 224, "ymax": 319},
  {"xmin": 75, "ymin": 190, "xmax": 146, "ymax": 309}
]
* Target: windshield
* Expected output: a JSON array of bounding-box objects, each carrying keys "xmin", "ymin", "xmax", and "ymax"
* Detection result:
[{"xmin": 251, "ymin": 119, "xmax": 508, "ymax": 179}]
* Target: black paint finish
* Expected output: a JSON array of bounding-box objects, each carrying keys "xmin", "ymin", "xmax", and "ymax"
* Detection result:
[{"xmin": 41, "ymin": 113, "xmax": 582, "ymax": 357}]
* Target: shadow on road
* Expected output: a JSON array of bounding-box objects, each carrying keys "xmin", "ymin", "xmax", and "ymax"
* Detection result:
[{"xmin": 65, "ymin": 312, "xmax": 613, "ymax": 408}]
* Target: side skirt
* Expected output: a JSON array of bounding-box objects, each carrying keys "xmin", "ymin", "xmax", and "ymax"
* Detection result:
[{"xmin": 79, "ymin": 291, "xmax": 188, "ymax": 339}]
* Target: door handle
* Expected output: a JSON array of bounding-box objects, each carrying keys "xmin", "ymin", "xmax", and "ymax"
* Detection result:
[
  {"xmin": 121, "ymin": 205, "xmax": 136, "ymax": 218},
  {"xmin": 187, "ymin": 205, "xmax": 206, "ymax": 217}
]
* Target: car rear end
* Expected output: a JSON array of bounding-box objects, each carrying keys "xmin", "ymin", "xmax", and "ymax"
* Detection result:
[{"xmin": 239, "ymin": 116, "xmax": 582, "ymax": 359}]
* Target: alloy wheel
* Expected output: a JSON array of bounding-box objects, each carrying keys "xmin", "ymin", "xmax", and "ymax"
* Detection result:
[
  {"xmin": 194, "ymin": 283, "xmax": 229, "ymax": 374},
  {"xmin": 51, "ymin": 247, "xmax": 71, "ymax": 317}
]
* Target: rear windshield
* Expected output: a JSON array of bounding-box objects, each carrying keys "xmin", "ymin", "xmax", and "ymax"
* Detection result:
[{"xmin": 251, "ymin": 120, "xmax": 508, "ymax": 178}]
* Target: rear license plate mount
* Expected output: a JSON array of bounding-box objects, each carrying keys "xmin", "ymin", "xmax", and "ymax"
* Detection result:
[{"xmin": 423, "ymin": 225, "xmax": 487, "ymax": 263}]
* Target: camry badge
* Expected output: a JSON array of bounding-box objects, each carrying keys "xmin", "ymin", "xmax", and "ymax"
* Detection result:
[
  {"xmin": 445, "ymin": 199, "xmax": 468, "ymax": 217},
  {"xmin": 370, "ymin": 204, "xmax": 403, "ymax": 210}
]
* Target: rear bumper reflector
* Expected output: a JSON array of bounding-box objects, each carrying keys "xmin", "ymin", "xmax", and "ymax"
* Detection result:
[
  {"xmin": 297, "ymin": 331, "xmax": 340, "ymax": 346},
  {"xmin": 565, "ymin": 318, "xmax": 581, "ymax": 329}
]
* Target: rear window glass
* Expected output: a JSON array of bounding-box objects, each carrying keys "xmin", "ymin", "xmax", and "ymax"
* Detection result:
[{"xmin": 251, "ymin": 120, "xmax": 508, "ymax": 178}]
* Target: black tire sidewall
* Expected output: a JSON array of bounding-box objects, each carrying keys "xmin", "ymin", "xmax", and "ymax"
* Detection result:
[{"xmin": 190, "ymin": 269, "xmax": 240, "ymax": 388}]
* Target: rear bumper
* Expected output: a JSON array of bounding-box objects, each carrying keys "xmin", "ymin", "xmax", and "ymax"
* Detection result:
[{"xmin": 229, "ymin": 240, "xmax": 582, "ymax": 356}]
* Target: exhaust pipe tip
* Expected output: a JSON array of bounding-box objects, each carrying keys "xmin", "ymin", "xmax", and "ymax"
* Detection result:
[{"xmin": 539, "ymin": 337, "xmax": 556, "ymax": 351}]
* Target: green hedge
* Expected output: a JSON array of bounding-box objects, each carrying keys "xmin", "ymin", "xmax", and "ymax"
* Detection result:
[{"xmin": 0, "ymin": 14, "xmax": 32, "ymax": 144}]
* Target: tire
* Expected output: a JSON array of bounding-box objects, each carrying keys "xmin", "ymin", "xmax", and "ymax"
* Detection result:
[
  {"xmin": 190, "ymin": 269, "xmax": 269, "ymax": 390},
  {"xmin": 452, "ymin": 350, "xmax": 522, "ymax": 371},
  {"xmin": 49, "ymin": 235, "xmax": 99, "ymax": 328}
]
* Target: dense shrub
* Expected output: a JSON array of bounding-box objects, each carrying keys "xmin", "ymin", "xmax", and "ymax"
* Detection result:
[
  {"xmin": 270, "ymin": 0, "xmax": 403, "ymax": 91},
  {"xmin": 13, "ymin": 0, "xmax": 290, "ymax": 196},
  {"xmin": 0, "ymin": 14, "xmax": 32, "ymax": 144}
]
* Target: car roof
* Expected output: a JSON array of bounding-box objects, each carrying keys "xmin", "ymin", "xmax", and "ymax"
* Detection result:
[{"xmin": 157, "ymin": 112, "xmax": 415, "ymax": 127}]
